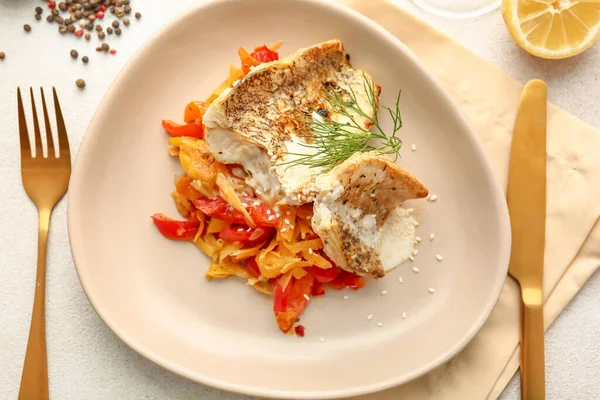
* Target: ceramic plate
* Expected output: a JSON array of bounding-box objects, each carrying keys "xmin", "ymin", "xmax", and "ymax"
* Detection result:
[{"xmin": 68, "ymin": 0, "xmax": 511, "ymax": 398}]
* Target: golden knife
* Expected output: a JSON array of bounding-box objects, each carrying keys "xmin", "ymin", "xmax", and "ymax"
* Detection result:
[{"xmin": 507, "ymin": 79, "xmax": 547, "ymax": 400}]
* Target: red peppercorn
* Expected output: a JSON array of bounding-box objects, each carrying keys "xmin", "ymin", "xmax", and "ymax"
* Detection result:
[
  {"xmin": 294, "ymin": 325, "xmax": 305, "ymax": 337},
  {"xmin": 96, "ymin": 11, "xmax": 104, "ymax": 19},
  {"xmin": 74, "ymin": 29, "xmax": 84, "ymax": 37},
  {"xmin": 100, "ymin": 4, "xmax": 107, "ymax": 11},
  {"xmin": 109, "ymin": 49, "xmax": 116, "ymax": 55},
  {"xmin": 48, "ymin": 1, "xmax": 56, "ymax": 9}
]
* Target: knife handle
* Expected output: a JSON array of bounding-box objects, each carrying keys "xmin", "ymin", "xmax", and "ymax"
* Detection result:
[{"xmin": 520, "ymin": 293, "xmax": 546, "ymax": 400}]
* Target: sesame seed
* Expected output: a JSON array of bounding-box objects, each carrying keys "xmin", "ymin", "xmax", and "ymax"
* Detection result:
[
  {"xmin": 319, "ymin": 337, "xmax": 325, "ymax": 342},
  {"xmin": 237, "ymin": 228, "xmax": 244, "ymax": 232},
  {"xmin": 398, "ymin": 276, "xmax": 403, "ymax": 284},
  {"xmin": 430, "ymin": 194, "xmax": 438, "ymax": 202},
  {"xmin": 377, "ymin": 322, "xmax": 384, "ymax": 327},
  {"xmin": 268, "ymin": 215, "xmax": 275, "ymax": 221},
  {"xmin": 414, "ymin": 220, "xmax": 421, "ymax": 226},
  {"xmin": 266, "ymin": 210, "xmax": 272, "ymax": 215},
  {"xmin": 428, "ymin": 288, "xmax": 436, "ymax": 294},
  {"xmin": 380, "ymin": 290, "xmax": 388, "ymax": 295},
  {"xmin": 412, "ymin": 266, "xmax": 420, "ymax": 273},
  {"xmin": 303, "ymin": 294, "xmax": 310, "ymax": 301},
  {"xmin": 286, "ymin": 210, "xmax": 291, "ymax": 215},
  {"xmin": 409, "ymin": 255, "xmax": 415, "ymax": 262},
  {"xmin": 436, "ymin": 254, "xmax": 444, "ymax": 261},
  {"xmin": 284, "ymin": 218, "xmax": 290, "ymax": 225},
  {"xmin": 281, "ymin": 227, "xmax": 288, "ymax": 233},
  {"xmin": 241, "ymin": 202, "xmax": 248, "ymax": 207},
  {"xmin": 370, "ymin": 193, "xmax": 376, "ymax": 198},
  {"xmin": 253, "ymin": 201, "xmax": 260, "ymax": 206},
  {"xmin": 290, "ymin": 225, "xmax": 295, "ymax": 229},
  {"xmin": 367, "ymin": 314, "xmax": 373, "ymax": 321},
  {"xmin": 415, "ymin": 236, "xmax": 422, "ymax": 243},
  {"xmin": 308, "ymin": 248, "xmax": 313, "ymax": 254},
  {"xmin": 402, "ymin": 312, "xmax": 407, "ymax": 319},
  {"xmin": 413, "ymin": 249, "xmax": 419, "ymax": 257},
  {"xmin": 276, "ymin": 212, "xmax": 281, "ymax": 218},
  {"xmin": 343, "ymin": 295, "xmax": 350, "ymax": 300},
  {"xmin": 411, "ymin": 144, "xmax": 416, "ymax": 151},
  {"xmin": 247, "ymin": 228, "xmax": 251, "ymax": 232},
  {"xmin": 429, "ymin": 233, "xmax": 435, "ymax": 241},
  {"xmin": 305, "ymin": 215, "xmax": 311, "ymax": 219}
]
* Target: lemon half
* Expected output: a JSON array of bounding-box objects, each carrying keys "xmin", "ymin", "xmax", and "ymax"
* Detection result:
[{"xmin": 502, "ymin": 0, "xmax": 600, "ymax": 59}]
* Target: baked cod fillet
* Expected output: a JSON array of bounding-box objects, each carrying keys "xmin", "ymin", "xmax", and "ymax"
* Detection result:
[
  {"xmin": 203, "ymin": 39, "xmax": 379, "ymax": 205},
  {"xmin": 312, "ymin": 152, "xmax": 429, "ymax": 278}
]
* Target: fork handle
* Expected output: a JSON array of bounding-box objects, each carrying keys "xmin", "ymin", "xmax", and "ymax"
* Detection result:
[
  {"xmin": 520, "ymin": 294, "xmax": 546, "ymax": 400},
  {"xmin": 19, "ymin": 207, "xmax": 51, "ymax": 400}
]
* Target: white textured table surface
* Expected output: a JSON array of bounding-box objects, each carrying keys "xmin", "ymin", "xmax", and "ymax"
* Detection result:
[{"xmin": 1, "ymin": 1, "xmax": 599, "ymax": 399}]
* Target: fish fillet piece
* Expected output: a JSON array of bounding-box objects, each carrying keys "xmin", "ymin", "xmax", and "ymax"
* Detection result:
[
  {"xmin": 203, "ymin": 39, "xmax": 379, "ymax": 205},
  {"xmin": 312, "ymin": 152, "xmax": 428, "ymax": 278}
]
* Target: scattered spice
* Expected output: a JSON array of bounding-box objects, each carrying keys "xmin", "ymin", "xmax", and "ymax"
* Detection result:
[
  {"xmin": 101, "ymin": 43, "xmax": 109, "ymax": 52},
  {"xmin": 95, "ymin": 24, "xmax": 102, "ymax": 31},
  {"xmin": 24, "ymin": 24, "xmax": 32, "ymax": 32},
  {"xmin": 109, "ymin": 49, "xmax": 117, "ymax": 55},
  {"xmin": 75, "ymin": 78, "xmax": 86, "ymax": 88},
  {"xmin": 0, "ymin": 52, "xmax": 5, "ymax": 60},
  {"xmin": 74, "ymin": 29, "xmax": 84, "ymax": 37},
  {"xmin": 82, "ymin": 55, "xmax": 89, "ymax": 63},
  {"xmin": 47, "ymin": 15, "xmax": 55, "ymax": 23},
  {"xmin": 114, "ymin": 27, "xmax": 121, "ymax": 36},
  {"xmin": 35, "ymin": 6, "xmax": 43, "ymax": 14},
  {"xmin": 112, "ymin": 20, "xmax": 119, "ymax": 28},
  {"xmin": 35, "ymin": 14, "xmax": 42, "ymax": 21},
  {"xmin": 123, "ymin": 17, "xmax": 130, "ymax": 26},
  {"xmin": 106, "ymin": 27, "xmax": 113, "ymax": 34},
  {"xmin": 84, "ymin": 33, "xmax": 91, "ymax": 40},
  {"xmin": 135, "ymin": 11, "xmax": 141, "ymax": 19},
  {"xmin": 98, "ymin": 31, "xmax": 105, "ymax": 39},
  {"xmin": 70, "ymin": 49, "xmax": 79, "ymax": 59}
]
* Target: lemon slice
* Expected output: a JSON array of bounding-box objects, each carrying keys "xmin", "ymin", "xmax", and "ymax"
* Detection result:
[{"xmin": 502, "ymin": 0, "xmax": 600, "ymax": 59}]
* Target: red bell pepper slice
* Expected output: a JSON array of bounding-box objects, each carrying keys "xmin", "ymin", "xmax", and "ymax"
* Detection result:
[
  {"xmin": 219, "ymin": 226, "xmax": 274, "ymax": 245},
  {"xmin": 275, "ymin": 273, "xmax": 314, "ymax": 333},
  {"xmin": 246, "ymin": 258, "xmax": 261, "ymax": 278},
  {"xmin": 328, "ymin": 270, "xmax": 366, "ymax": 291},
  {"xmin": 161, "ymin": 119, "xmax": 204, "ymax": 139},
  {"xmin": 151, "ymin": 213, "xmax": 199, "ymax": 240},
  {"xmin": 312, "ymin": 265, "xmax": 341, "ymax": 283},
  {"xmin": 311, "ymin": 280, "xmax": 326, "ymax": 296},
  {"xmin": 193, "ymin": 196, "xmax": 278, "ymax": 227},
  {"xmin": 251, "ymin": 45, "xmax": 279, "ymax": 63}
]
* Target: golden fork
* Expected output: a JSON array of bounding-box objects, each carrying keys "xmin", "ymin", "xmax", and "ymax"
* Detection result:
[{"xmin": 17, "ymin": 87, "xmax": 71, "ymax": 400}]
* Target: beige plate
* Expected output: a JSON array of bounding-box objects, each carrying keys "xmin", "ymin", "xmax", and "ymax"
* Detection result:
[{"xmin": 67, "ymin": 0, "xmax": 511, "ymax": 398}]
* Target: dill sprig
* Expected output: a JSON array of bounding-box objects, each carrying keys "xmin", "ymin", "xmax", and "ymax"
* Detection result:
[{"xmin": 283, "ymin": 75, "xmax": 403, "ymax": 172}]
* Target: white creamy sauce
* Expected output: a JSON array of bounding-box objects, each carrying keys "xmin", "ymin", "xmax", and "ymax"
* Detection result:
[
  {"xmin": 377, "ymin": 208, "xmax": 416, "ymax": 272},
  {"xmin": 274, "ymin": 134, "xmax": 324, "ymax": 204}
]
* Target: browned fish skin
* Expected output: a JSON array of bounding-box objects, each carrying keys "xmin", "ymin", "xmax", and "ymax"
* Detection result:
[
  {"xmin": 209, "ymin": 39, "xmax": 378, "ymax": 162},
  {"xmin": 313, "ymin": 152, "xmax": 428, "ymax": 279},
  {"xmin": 334, "ymin": 153, "xmax": 429, "ymax": 226}
]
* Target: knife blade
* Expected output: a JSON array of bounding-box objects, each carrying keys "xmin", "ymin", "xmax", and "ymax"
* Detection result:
[{"xmin": 507, "ymin": 79, "xmax": 547, "ymax": 400}]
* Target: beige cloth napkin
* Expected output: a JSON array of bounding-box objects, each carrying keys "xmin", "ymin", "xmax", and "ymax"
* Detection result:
[{"xmin": 329, "ymin": 1, "xmax": 600, "ymax": 399}]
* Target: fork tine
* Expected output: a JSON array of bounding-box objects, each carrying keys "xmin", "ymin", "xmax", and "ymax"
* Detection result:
[
  {"xmin": 17, "ymin": 87, "xmax": 31, "ymax": 158},
  {"xmin": 29, "ymin": 87, "xmax": 44, "ymax": 157},
  {"xmin": 52, "ymin": 87, "xmax": 70, "ymax": 162},
  {"xmin": 40, "ymin": 88, "xmax": 56, "ymax": 158}
]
